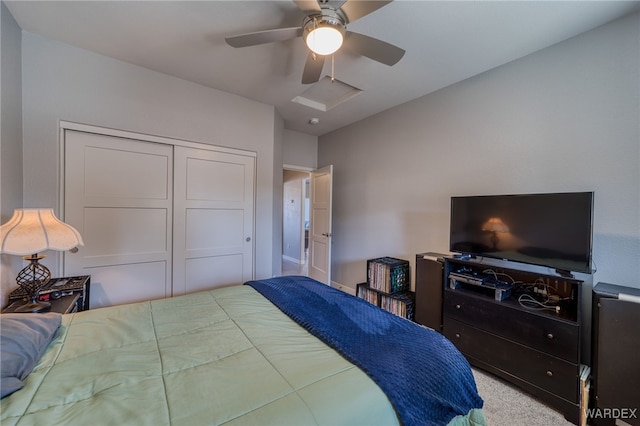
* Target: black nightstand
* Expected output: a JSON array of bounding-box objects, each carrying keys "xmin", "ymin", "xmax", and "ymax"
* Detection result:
[
  {"xmin": 5, "ymin": 275, "xmax": 91, "ymax": 313},
  {"xmin": 2, "ymin": 293, "xmax": 81, "ymax": 314}
]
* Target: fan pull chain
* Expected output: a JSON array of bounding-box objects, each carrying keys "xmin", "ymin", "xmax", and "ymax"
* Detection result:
[{"xmin": 331, "ymin": 54, "xmax": 335, "ymax": 82}]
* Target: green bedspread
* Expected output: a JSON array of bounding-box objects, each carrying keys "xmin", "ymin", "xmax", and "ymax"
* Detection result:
[
  {"xmin": 2, "ymin": 286, "xmax": 399, "ymax": 425},
  {"xmin": 1, "ymin": 285, "xmax": 485, "ymax": 425}
]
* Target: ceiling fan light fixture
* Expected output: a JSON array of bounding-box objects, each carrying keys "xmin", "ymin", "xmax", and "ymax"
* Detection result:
[
  {"xmin": 306, "ymin": 26, "xmax": 343, "ymax": 55},
  {"xmin": 303, "ymin": 13, "xmax": 345, "ymax": 56}
]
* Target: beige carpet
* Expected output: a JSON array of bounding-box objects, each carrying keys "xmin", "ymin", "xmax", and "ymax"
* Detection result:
[{"xmin": 473, "ymin": 368, "xmax": 573, "ymax": 425}]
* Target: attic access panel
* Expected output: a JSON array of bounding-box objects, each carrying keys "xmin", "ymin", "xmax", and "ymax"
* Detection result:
[{"xmin": 292, "ymin": 76, "xmax": 362, "ymax": 112}]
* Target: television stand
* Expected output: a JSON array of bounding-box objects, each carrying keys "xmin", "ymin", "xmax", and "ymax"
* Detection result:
[
  {"xmin": 555, "ymin": 268, "xmax": 575, "ymax": 279},
  {"xmin": 442, "ymin": 257, "xmax": 590, "ymax": 425}
]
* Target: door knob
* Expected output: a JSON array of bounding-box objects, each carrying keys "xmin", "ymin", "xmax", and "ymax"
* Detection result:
[{"xmin": 245, "ymin": 237, "xmax": 251, "ymax": 242}]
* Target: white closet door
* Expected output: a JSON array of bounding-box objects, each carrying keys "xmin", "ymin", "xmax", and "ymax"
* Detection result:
[
  {"xmin": 63, "ymin": 131, "xmax": 173, "ymax": 308},
  {"xmin": 172, "ymin": 146, "xmax": 255, "ymax": 295}
]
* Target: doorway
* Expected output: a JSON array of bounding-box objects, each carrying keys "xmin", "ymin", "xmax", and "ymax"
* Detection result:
[{"xmin": 282, "ymin": 169, "xmax": 310, "ymax": 276}]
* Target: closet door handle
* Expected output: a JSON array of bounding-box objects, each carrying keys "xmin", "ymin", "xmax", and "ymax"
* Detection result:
[{"xmin": 245, "ymin": 237, "xmax": 251, "ymax": 242}]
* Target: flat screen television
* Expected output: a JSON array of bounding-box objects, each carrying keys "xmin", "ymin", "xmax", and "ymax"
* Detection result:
[{"xmin": 449, "ymin": 192, "xmax": 594, "ymax": 274}]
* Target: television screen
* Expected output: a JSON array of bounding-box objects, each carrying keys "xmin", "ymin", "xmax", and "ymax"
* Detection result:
[{"xmin": 449, "ymin": 192, "xmax": 594, "ymax": 274}]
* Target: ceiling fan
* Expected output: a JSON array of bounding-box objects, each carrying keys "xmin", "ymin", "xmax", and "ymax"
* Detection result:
[{"xmin": 225, "ymin": 0, "xmax": 405, "ymax": 84}]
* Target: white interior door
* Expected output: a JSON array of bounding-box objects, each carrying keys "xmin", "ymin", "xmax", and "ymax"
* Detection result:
[
  {"xmin": 63, "ymin": 130, "xmax": 173, "ymax": 308},
  {"xmin": 172, "ymin": 146, "xmax": 255, "ymax": 295},
  {"xmin": 308, "ymin": 165, "xmax": 333, "ymax": 284}
]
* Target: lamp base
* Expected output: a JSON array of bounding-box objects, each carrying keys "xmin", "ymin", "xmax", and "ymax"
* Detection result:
[
  {"xmin": 13, "ymin": 300, "xmax": 51, "ymax": 313},
  {"xmin": 13, "ymin": 253, "xmax": 52, "ymax": 313}
]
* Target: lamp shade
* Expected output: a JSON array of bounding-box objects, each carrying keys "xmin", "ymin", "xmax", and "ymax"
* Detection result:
[
  {"xmin": 481, "ymin": 217, "xmax": 510, "ymax": 234},
  {"xmin": 0, "ymin": 208, "xmax": 84, "ymax": 255}
]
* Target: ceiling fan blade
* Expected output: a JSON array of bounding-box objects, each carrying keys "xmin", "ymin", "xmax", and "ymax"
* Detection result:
[
  {"xmin": 225, "ymin": 27, "xmax": 302, "ymax": 48},
  {"xmin": 343, "ymin": 31, "xmax": 405, "ymax": 66},
  {"xmin": 339, "ymin": 0, "xmax": 392, "ymax": 24},
  {"xmin": 302, "ymin": 51, "xmax": 325, "ymax": 84},
  {"xmin": 293, "ymin": 0, "xmax": 321, "ymax": 14}
]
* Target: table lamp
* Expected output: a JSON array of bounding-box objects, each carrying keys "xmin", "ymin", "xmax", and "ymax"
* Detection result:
[{"xmin": 0, "ymin": 208, "xmax": 84, "ymax": 312}]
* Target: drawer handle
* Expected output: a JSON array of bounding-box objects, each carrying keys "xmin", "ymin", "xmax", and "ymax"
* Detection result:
[
  {"xmin": 455, "ymin": 304, "xmax": 461, "ymax": 310},
  {"xmin": 546, "ymin": 333, "xmax": 554, "ymax": 340},
  {"xmin": 455, "ymin": 333, "xmax": 461, "ymax": 339},
  {"xmin": 546, "ymin": 370, "xmax": 553, "ymax": 377}
]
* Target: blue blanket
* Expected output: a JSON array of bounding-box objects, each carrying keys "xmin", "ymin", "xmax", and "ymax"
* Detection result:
[{"xmin": 245, "ymin": 276, "xmax": 484, "ymax": 426}]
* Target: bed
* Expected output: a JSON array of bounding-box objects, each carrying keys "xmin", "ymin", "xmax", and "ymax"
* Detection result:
[{"xmin": 1, "ymin": 276, "xmax": 486, "ymax": 426}]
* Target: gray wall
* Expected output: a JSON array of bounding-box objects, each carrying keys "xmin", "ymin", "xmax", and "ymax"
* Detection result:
[
  {"xmin": 283, "ymin": 129, "xmax": 318, "ymax": 170},
  {"xmin": 14, "ymin": 31, "xmax": 282, "ymax": 287},
  {"xmin": 0, "ymin": 2, "xmax": 23, "ymax": 304},
  {"xmin": 319, "ymin": 13, "xmax": 640, "ymax": 291}
]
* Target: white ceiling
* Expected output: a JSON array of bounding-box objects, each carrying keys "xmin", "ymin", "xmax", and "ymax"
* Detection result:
[{"xmin": 5, "ymin": 0, "xmax": 639, "ymax": 136}]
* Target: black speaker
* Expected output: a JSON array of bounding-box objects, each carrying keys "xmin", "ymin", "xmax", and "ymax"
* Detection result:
[
  {"xmin": 414, "ymin": 253, "xmax": 445, "ymax": 331},
  {"xmin": 590, "ymin": 282, "xmax": 640, "ymax": 426}
]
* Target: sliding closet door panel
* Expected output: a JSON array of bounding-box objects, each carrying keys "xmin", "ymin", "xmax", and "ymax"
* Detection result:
[
  {"xmin": 83, "ymin": 207, "xmax": 168, "ymax": 260},
  {"xmin": 173, "ymin": 146, "xmax": 255, "ymax": 295},
  {"xmin": 185, "ymin": 255, "xmax": 244, "ymax": 293},
  {"xmin": 186, "ymin": 209, "xmax": 244, "ymax": 253},
  {"xmin": 81, "ymin": 262, "xmax": 168, "ymax": 308},
  {"xmin": 187, "ymin": 159, "xmax": 246, "ymax": 201},
  {"xmin": 64, "ymin": 130, "xmax": 173, "ymax": 308},
  {"xmin": 82, "ymin": 146, "xmax": 170, "ymax": 200}
]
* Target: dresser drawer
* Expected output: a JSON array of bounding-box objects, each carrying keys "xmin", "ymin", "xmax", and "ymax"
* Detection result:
[
  {"xmin": 444, "ymin": 317, "xmax": 580, "ymax": 403},
  {"xmin": 443, "ymin": 290, "xmax": 579, "ymax": 362}
]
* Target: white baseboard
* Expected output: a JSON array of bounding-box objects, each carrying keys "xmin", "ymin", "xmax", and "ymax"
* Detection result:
[
  {"xmin": 282, "ymin": 255, "xmax": 303, "ymax": 264},
  {"xmin": 331, "ymin": 281, "xmax": 356, "ymax": 296}
]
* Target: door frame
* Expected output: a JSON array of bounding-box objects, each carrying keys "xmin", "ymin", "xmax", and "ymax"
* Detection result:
[
  {"xmin": 281, "ymin": 164, "xmax": 333, "ymax": 284},
  {"xmin": 282, "ymin": 165, "xmax": 313, "ymax": 271}
]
